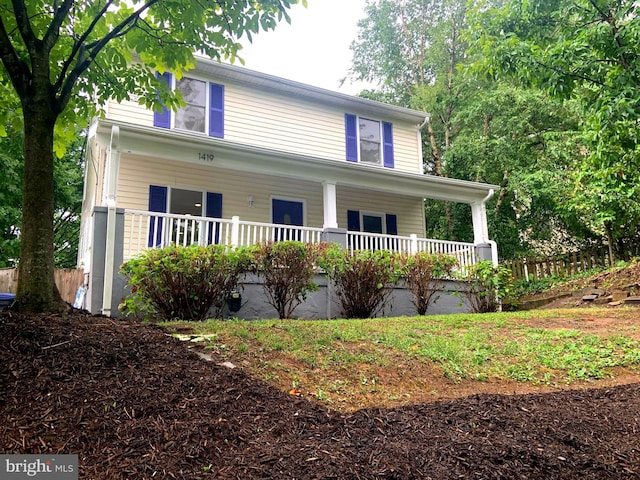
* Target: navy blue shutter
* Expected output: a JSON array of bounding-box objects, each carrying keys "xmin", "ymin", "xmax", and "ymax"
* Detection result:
[
  {"xmin": 382, "ymin": 122, "xmax": 394, "ymax": 168},
  {"xmin": 206, "ymin": 192, "xmax": 223, "ymax": 244},
  {"xmin": 209, "ymin": 83, "xmax": 224, "ymax": 138},
  {"xmin": 345, "ymin": 114, "xmax": 358, "ymax": 162},
  {"xmin": 148, "ymin": 185, "xmax": 167, "ymax": 247},
  {"xmin": 153, "ymin": 73, "xmax": 172, "ymax": 129},
  {"xmin": 385, "ymin": 214, "xmax": 398, "ymax": 235},
  {"xmin": 347, "ymin": 210, "xmax": 360, "ymax": 231}
]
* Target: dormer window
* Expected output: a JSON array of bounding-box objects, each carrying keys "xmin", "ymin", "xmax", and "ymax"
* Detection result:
[
  {"xmin": 154, "ymin": 73, "xmax": 224, "ymax": 138},
  {"xmin": 345, "ymin": 114, "xmax": 394, "ymax": 168}
]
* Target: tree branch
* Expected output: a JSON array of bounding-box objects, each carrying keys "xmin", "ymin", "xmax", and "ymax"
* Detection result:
[
  {"xmin": 56, "ymin": 0, "xmax": 163, "ymax": 111},
  {"xmin": 42, "ymin": 0, "xmax": 74, "ymax": 52},
  {"xmin": 0, "ymin": 15, "xmax": 30, "ymax": 94},
  {"xmin": 55, "ymin": 0, "xmax": 115, "ymax": 93}
]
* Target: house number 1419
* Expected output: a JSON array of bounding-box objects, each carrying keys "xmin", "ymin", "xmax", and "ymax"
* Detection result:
[{"xmin": 198, "ymin": 153, "xmax": 215, "ymax": 162}]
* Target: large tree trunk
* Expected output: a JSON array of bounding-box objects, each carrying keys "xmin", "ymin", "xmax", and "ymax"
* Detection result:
[{"xmin": 16, "ymin": 98, "xmax": 64, "ymax": 313}]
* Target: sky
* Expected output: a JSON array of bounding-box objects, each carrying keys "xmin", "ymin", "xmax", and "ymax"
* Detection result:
[{"xmin": 238, "ymin": 0, "xmax": 375, "ymax": 95}]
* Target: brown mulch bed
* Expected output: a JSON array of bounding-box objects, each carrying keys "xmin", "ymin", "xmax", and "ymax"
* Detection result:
[{"xmin": 1, "ymin": 311, "xmax": 639, "ymax": 479}]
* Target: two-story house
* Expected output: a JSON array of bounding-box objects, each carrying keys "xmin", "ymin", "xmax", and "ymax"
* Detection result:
[{"xmin": 78, "ymin": 57, "xmax": 499, "ymax": 317}]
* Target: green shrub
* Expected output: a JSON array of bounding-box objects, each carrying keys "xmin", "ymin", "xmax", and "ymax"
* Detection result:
[
  {"xmin": 402, "ymin": 253, "xmax": 458, "ymax": 315},
  {"xmin": 319, "ymin": 245, "xmax": 403, "ymax": 319},
  {"xmin": 253, "ymin": 241, "xmax": 328, "ymax": 319},
  {"xmin": 457, "ymin": 261, "xmax": 513, "ymax": 313},
  {"xmin": 119, "ymin": 244, "xmax": 253, "ymax": 321}
]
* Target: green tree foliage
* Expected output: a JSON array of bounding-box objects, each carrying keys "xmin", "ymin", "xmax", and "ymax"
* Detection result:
[
  {"xmin": 0, "ymin": 125, "xmax": 22, "ymax": 266},
  {"xmin": 0, "ymin": 123, "xmax": 84, "ymax": 268},
  {"xmin": 442, "ymin": 84, "xmax": 594, "ymax": 258},
  {"xmin": 0, "ymin": 0, "xmax": 302, "ymax": 312},
  {"xmin": 469, "ymin": 0, "xmax": 640, "ymax": 257},
  {"xmin": 351, "ymin": 0, "xmax": 589, "ymax": 259}
]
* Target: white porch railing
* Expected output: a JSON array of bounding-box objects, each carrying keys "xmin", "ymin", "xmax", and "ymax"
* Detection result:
[
  {"xmin": 123, "ymin": 210, "xmax": 477, "ymax": 267},
  {"xmin": 347, "ymin": 231, "xmax": 477, "ymax": 268},
  {"xmin": 123, "ymin": 210, "xmax": 324, "ymax": 260}
]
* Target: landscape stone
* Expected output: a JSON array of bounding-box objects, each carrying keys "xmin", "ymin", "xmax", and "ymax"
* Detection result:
[
  {"xmin": 611, "ymin": 290, "xmax": 629, "ymax": 302},
  {"xmin": 594, "ymin": 295, "xmax": 613, "ymax": 305},
  {"xmin": 582, "ymin": 294, "xmax": 598, "ymax": 302},
  {"xmin": 624, "ymin": 296, "xmax": 640, "ymax": 305}
]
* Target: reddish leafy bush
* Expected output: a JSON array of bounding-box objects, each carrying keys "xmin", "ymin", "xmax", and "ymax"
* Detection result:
[
  {"xmin": 253, "ymin": 241, "xmax": 328, "ymax": 319},
  {"xmin": 402, "ymin": 253, "xmax": 457, "ymax": 315},
  {"xmin": 319, "ymin": 246, "xmax": 402, "ymax": 319},
  {"xmin": 120, "ymin": 244, "xmax": 253, "ymax": 321}
]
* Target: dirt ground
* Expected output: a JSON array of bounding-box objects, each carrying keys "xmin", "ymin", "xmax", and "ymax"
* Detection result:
[{"xmin": 1, "ymin": 309, "xmax": 639, "ymax": 479}]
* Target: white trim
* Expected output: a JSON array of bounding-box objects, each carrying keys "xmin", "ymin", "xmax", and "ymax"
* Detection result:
[{"xmin": 102, "ymin": 126, "xmax": 120, "ymax": 316}]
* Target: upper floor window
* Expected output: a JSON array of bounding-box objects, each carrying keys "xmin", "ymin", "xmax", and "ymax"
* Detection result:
[
  {"xmin": 345, "ymin": 114, "xmax": 394, "ymax": 168},
  {"xmin": 175, "ymin": 77, "xmax": 206, "ymax": 133},
  {"xmin": 154, "ymin": 73, "xmax": 224, "ymax": 138}
]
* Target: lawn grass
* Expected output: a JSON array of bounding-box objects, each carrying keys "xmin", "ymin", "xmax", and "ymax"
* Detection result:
[
  {"xmin": 163, "ymin": 309, "xmax": 640, "ymax": 407},
  {"xmin": 166, "ymin": 309, "xmax": 639, "ymax": 381}
]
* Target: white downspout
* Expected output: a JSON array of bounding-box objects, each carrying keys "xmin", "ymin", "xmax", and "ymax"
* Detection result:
[{"xmin": 102, "ymin": 126, "xmax": 120, "ymax": 316}]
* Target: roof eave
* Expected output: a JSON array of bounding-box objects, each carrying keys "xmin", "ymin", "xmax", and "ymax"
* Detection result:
[{"xmin": 95, "ymin": 119, "xmax": 499, "ymax": 205}]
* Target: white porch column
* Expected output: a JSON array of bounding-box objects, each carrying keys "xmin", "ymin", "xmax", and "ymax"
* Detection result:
[
  {"xmin": 471, "ymin": 201, "xmax": 489, "ymax": 245},
  {"xmin": 322, "ymin": 181, "xmax": 338, "ymax": 229},
  {"xmin": 471, "ymin": 188, "xmax": 495, "ymax": 245},
  {"xmin": 102, "ymin": 126, "xmax": 120, "ymax": 316}
]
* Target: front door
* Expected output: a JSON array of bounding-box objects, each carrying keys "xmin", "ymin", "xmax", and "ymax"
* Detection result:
[{"xmin": 272, "ymin": 198, "xmax": 304, "ymax": 241}]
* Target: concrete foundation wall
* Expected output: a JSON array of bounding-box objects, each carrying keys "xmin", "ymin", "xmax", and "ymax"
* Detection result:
[{"xmin": 109, "ymin": 271, "xmax": 472, "ymax": 320}]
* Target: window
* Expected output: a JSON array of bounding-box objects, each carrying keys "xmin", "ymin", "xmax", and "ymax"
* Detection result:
[
  {"xmin": 345, "ymin": 114, "xmax": 394, "ymax": 168},
  {"xmin": 362, "ymin": 212, "xmax": 384, "ymax": 234},
  {"xmin": 154, "ymin": 73, "xmax": 224, "ymax": 138},
  {"xmin": 347, "ymin": 210, "xmax": 397, "ymax": 235},
  {"xmin": 359, "ymin": 118, "xmax": 381, "ymax": 164},
  {"xmin": 175, "ymin": 78, "xmax": 206, "ymax": 133}
]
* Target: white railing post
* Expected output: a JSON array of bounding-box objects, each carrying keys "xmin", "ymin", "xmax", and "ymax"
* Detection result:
[
  {"xmin": 410, "ymin": 234, "xmax": 418, "ymax": 255},
  {"xmin": 231, "ymin": 216, "xmax": 240, "ymax": 248}
]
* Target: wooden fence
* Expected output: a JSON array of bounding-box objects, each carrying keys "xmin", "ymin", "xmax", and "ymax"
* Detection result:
[
  {"xmin": 0, "ymin": 268, "xmax": 85, "ymax": 305},
  {"xmin": 502, "ymin": 246, "xmax": 614, "ymax": 282}
]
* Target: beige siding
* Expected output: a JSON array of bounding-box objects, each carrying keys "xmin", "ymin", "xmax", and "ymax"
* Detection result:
[
  {"xmin": 336, "ymin": 186, "xmax": 426, "ymax": 237},
  {"xmin": 106, "ymin": 98, "xmax": 154, "ymax": 127},
  {"xmin": 117, "ymin": 154, "xmax": 324, "ymax": 226},
  {"xmin": 116, "ymin": 154, "xmax": 425, "ymax": 237},
  {"xmin": 104, "ymin": 78, "xmax": 422, "ymax": 174}
]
